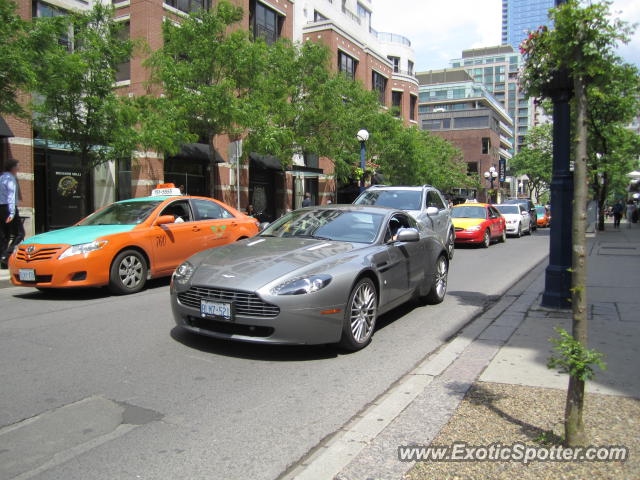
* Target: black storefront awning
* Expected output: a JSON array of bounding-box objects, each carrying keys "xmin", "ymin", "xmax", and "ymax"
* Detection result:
[
  {"xmin": 172, "ymin": 143, "xmax": 224, "ymax": 163},
  {"xmin": 250, "ymin": 152, "xmax": 282, "ymax": 170},
  {"xmin": 0, "ymin": 117, "xmax": 14, "ymax": 138}
]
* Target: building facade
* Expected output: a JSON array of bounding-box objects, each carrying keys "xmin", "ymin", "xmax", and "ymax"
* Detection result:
[
  {"xmin": 1, "ymin": 0, "xmax": 417, "ymax": 236},
  {"xmin": 451, "ymin": 45, "xmax": 535, "ymax": 153},
  {"xmin": 294, "ymin": 0, "xmax": 419, "ymax": 126},
  {"xmin": 416, "ymin": 68, "xmax": 515, "ymax": 202},
  {"xmin": 501, "ymin": 0, "xmax": 554, "ymax": 51}
]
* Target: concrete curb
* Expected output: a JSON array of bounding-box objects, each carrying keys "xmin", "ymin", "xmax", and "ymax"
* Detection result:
[{"xmin": 279, "ymin": 260, "xmax": 548, "ymax": 480}]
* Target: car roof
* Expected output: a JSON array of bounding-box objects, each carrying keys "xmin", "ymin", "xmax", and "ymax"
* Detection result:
[
  {"xmin": 299, "ymin": 204, "xmax": 403, "ymax": 215},
  {"xmin": 364, "ymin": 185, "xmax": 432, "ymax": 191},
  {"xmin": 453, "ymin": 203, "xmax": 489, "ymax": 207},
  {"xmin": 118, "ymin": 196, "xmax": 178, "ymax": 203}
]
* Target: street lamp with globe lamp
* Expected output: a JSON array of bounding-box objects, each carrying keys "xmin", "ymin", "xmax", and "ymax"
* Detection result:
[
  {"xmin": 357, "ymin": 129, "xmax": 370, "ymax": 192},
  {"xmin": 484, "ymin": 166, "xmax": 498, "ymax": 202}
]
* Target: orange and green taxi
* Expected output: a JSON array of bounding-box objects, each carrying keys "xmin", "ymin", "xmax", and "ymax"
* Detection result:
[
  {"xmin": 8, "ymin": 185, "xmax": 260, "ymax": 294},
  {"xmin": 451, "ymin": 202, "xmax": 507, "ymax": 248}
]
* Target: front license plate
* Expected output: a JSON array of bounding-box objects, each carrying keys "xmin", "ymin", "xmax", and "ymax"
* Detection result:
[
  {"xmin": 200, "ymin": 300, "xmax": 233, "ymax": 321},
  {"xmin": 19, "ymin": 269, "xmax": 36, "ymax": 282}
]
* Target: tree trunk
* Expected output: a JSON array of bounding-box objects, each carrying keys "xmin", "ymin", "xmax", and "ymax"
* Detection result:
[{"xmin": 566, "ymin": 72, "xmax": 589, "ymax": 447}]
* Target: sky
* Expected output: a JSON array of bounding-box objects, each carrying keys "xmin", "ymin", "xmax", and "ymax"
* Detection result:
[{"xmin": 371, "ymin": 0, "xmax": 640, "ymax": 72}]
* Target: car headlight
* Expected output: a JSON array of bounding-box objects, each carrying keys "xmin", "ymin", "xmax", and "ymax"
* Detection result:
[
  {"xmin": 58, "ymin": 240, "xmax": 108, "ymax": 259},
  {"xmin": 173, "ymin": 261, "xmax": 195, "ymax": 284},
  {"xmin": 465, "ymin": 225, "xmax": 482, "ymax": 232},
  {"xmin": 272, "ymin": 274, "xmax": 332, "ymax": 295}
]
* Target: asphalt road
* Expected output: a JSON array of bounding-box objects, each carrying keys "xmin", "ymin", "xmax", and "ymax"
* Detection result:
[{"xmin": 0, "ymin": 230, "xmax": 550, "ymax": 480}]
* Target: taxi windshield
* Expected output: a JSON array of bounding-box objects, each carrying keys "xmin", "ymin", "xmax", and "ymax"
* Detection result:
[
  {"xmin": 79, "ymin": 201, "xmax": 162, "ymax": 226},
  {"xmin": 261, "ymin": 209, "xmax": 385, "ymax": 244},
  {"xmin": 451, "ymin": 206, "xmax": 487, "ymax": 219},
  {"xmin": 535, "ymin": 206, "xmax": 546, "ymax": 214}
]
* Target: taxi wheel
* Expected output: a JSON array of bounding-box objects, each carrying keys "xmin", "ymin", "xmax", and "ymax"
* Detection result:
[
  {"xmin": 499, "ymin": 229, "xmax": 507, "ymax": 243},
  {"xmin": 481, "ymin": 229, "xmax": 491, "ymax": 248},
  {"xmin": 109, "ymin": 250, "xmax": 148, "ymax": 295}
]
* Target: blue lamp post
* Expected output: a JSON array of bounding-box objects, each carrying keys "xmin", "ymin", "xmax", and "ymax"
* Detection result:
[{"xmin": 357, "ymin": 129, "xmax": 370, "ymax": 192}]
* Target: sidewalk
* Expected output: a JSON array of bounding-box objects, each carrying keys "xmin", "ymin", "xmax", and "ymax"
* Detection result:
[{"xmin": 284, "ymin": 223, "xmax": 640, "ymax": 480}]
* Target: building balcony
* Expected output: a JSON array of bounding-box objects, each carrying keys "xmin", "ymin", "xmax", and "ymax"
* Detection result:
[
  {"xmin": 499, "ymin": 148, "xmax": 513, "ymax": 160},
  {"xmin": 375, "ymin": 32, "xmax": 411, "ymax": 47},
  {"xmin": 500, "ymin": 135, "xmax": 513, "ymax": 150},
  {"xmin": 499, "ymin": 121, "xmax": 513, "ymax": 137}
]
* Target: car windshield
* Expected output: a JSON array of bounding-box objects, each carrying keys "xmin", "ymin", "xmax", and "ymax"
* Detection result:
[
  {"xmin": 535, "ymin": 206, "xmax": 546, "ymax": 214},
  {"xmin": 354, "ymin": 190, "xmax": 423, "ymax": 211},
  {"xmin": 261, "ymin": 209, "xmax": 385, "ymax": 244},
  {"xmin": 451, "ymin": 206, "xmax": 487, "ymax": 219},
  {"xmin": 79, "ymin": 201, "xmax": 162, "ymax": 226},
  {"xmin": 495, "ymin": 205, "xmax": 520, "ymax": 215}
]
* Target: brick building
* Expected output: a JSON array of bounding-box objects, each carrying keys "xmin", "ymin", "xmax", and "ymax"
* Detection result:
[{"xmin": 416, "ymin": 68, "xmax": 514, "ymax": 203}]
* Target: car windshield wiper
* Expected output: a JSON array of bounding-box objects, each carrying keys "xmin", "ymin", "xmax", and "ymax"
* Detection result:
[{"xmin": 294, "ymin": 234, "xmax": 332, "ymax": 241}]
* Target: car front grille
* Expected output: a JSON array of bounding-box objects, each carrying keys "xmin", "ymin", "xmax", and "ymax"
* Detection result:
[
  {"xmin": 178, "ymin": 286, "xmax": 280, "ymax": 318},
  {"xmin": 16, "ymin": 246, "xmax": 63, "ymax": 263}
]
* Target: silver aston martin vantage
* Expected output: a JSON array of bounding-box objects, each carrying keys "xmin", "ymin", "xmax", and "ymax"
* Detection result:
[{"xmin": 170, "ymin": 205, "xmax": 449, "ymax": 351}]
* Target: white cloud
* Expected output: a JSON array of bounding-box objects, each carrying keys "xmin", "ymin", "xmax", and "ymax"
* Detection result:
[{"xmin": 370, "ymin": 0, "xmax": 640, "ymax": 71}]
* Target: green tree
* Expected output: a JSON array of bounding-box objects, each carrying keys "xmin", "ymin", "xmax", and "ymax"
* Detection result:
[
  {"xmin": 0, "ymin": 0, "xmax": 66, "ymax": 117},
  {"xmin": 587, "ymin": 62, "xmax": 640, "ymax": 230},
  {"xmin": 509, "ymin": 124, "xmax": 553, "ymax": 201},
  {"xmin": 31, "ymin": 3, "xmax": 136, "ymax": 167},
  {"xmin": 144, "ymin": 1, "xmax": 268, "ymax": 196},
  {"xmin": 520, "ymin": 0, "xmax": 635, "ymax": 446}
]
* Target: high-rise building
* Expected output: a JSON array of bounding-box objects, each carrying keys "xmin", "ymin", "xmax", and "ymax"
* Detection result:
[
  {"xmin": 416, "ymin": 68, "xmax": 515, "ymax": 202},
  {"xmin": 502, "ymin": 0, "xmax": 554, "ymax": 51},
  {"xmin": 450, "ymin": 45, "xmax": 535, "ymax": 153}
]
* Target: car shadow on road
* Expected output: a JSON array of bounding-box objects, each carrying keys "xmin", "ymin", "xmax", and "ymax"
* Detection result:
[
  {"xmin": 447, "ymin": 290, "xmax": 500, "ymax": 308},
  {"xmin": 170, "ymin": 326, "xmax": 340, "ymax": 362},
  {"xmin": 11, "ymin": 277, "xmax": 172, "ymax": 301}
]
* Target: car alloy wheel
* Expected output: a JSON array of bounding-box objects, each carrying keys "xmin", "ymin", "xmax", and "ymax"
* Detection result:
[
  {"xmin": 340, "ymin": 278, "xmax": 377, "ymax": 351},
  {"xmin": 499, "ymin": 228, "xmax": 507, "ymax": 243},
  {"xmin": 423, "ymin": 254, "xmax": 448, "ymax": 304},
  {"xmin": 447, "ymin": 230, "xmax": 455, "ymax": 260},
  {"xmin": 482, "ymin": 230, "xmax": 491, "ymax": 248},
  {"xmin": 109, "ymin": 249, "xmax": 148, "ymax": 295},
  {"xmin": 516, "ymin": 223, "xmax": 522, "ymax": 238}
]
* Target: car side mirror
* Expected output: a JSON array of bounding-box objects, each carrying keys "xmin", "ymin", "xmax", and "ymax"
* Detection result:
[
  {"xmin": 426, "ymin": 206, "xmax": 439, "ymax": 216},
  {"xmin": 155, "ymin": 215, "xmax": 175, "ymax": 226},
  {"xmin": 396, "ymin": 229, "xmax": 420, "ymax": 243},
  {"xmin": 259, "ymin": 222, "xmax": 270, "ymax": 232},
  {"xmin": 522, "ymin": 212, "xmax": 528, "ymax": 216}
]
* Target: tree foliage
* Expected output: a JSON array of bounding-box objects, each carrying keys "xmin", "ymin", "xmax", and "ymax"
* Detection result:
[
  {"xmin": 31, "ymin": 3, "xmax": 136, "ymax": 166},
  {"xmin": 509, "ymin": 124, "xmax": 553, "ymax": 200}
]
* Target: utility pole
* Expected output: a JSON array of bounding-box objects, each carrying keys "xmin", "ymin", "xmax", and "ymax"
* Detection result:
[{"xmin": 542, "ymin": 0, "xmax": 573, "ymax": 309}]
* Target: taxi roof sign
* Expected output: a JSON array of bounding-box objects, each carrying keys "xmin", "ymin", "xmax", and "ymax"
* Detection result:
[{"xmin": 152, "ymin": 183, "xmax": 182, "ymax": 197}]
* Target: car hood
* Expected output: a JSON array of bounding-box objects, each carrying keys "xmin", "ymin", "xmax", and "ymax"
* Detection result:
[
  {"xmin": 189, "ymin": 237, "xmax": 360, "ymax": 291},
  {"xmin": 500, "ymin": 213, "xmax": 522, "ymax": 221},
  {"xmin": 452, "ymin": 218, "xmax": 485, "ymax": 229},
  {"xmin": 21, "ymin": 225, "xmax": 136, "ymax": 246}
]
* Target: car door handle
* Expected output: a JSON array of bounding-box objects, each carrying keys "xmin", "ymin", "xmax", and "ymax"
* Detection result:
[{"xmin": 192, "ymin": 226, "xmax": 201, "ymax": 232}]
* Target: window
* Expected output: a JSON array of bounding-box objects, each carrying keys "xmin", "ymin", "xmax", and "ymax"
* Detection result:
[
  {"xmin": 410, "ymin": 95, "xmax": 417, "ymax": 121},
  {"xmin": 160, "ymin": 200, "xmax": 194, "ymax": 223},
  {"xmin": 407, "ymin": 60, "xmax": 414, "ymax": 76},
  {"xmin": 454, "ymin": 116, "xmax": 489, "ymax": 128},
  {"xmin": 115, "ymin": 22, "xmax": 130, "ymax": 82},
  {"xmin": 392, "ymin": 91, "xmax": 402, "ymax": 117},
  {"xmin": 427, "ymin": 191, "xmax": 445, "ymax": 210},
  {"xmin": 482, "ymin": 137, "xmax": 491, "ymax": 154},
  {"xmin": 356, "ymin": 2, "xmax": 371, "ymax": 28},
  {"xmin": 251, "ymin": 1, "xmax": 282, "ymax": 45},
  {"xmin": 422, "ymin": 119, "xmax": 450, "ymax": 130},
  {"xmin": 314, "ymin": 10, "xmax": 328, "ymax": 22},
  {"xmin": 388, "ymin": 56, "xmax": 400, "ymax": 73},
  {"xmin": 33, "ymin": 1, "xmax": 70, "ymax": 49},
  {"xmin": 304, "ymin": 152, "xmax": 319, "ymax": 169},
  {"xmin": 164, "ymin": 0, "xmax": 206, "ymax": 14},
  {"xmin": 467, "ymin": 162, "xmax": 479, "ymax": 174},
  {"xmin": 372, "ymin": 71, "xmax": 387, "ymax": 105},
  {"xmin": 192, "ymin": 199, "xmax": 234, "ymax": 220},
  {"xmin": 338, "ymin": 51, "xmax": 357, "ymax": 80}
]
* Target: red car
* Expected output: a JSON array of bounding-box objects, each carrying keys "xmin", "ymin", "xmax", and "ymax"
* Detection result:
[{"xmin": 451, "ymin": 203, "xmax": 507, "ymax": 248}]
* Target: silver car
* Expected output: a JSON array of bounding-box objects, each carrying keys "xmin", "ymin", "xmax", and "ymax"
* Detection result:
[
  {"xmin": 171, "ymin": 205, "xmax": 449, "ymax": 351},
  {"xmin": 353, "ymin": 185, "xmax": 455, "ymax": 259}
]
